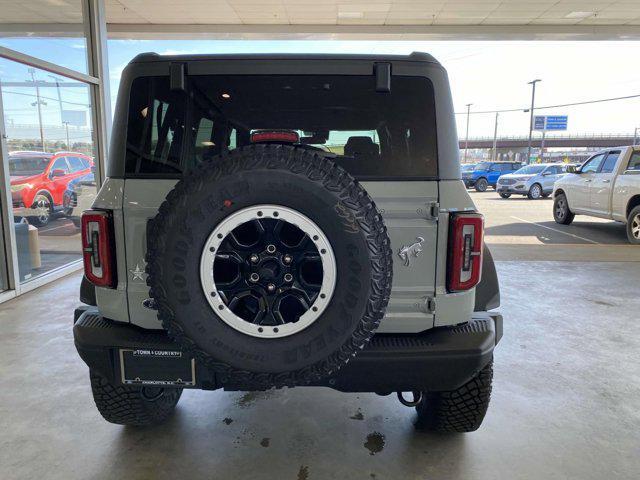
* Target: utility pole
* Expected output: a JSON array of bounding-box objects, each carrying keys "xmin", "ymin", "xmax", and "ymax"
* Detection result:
[
  {"xmin": 464, "ymin": 103, "xmax": 472, "ymax": 163},
  {"xmin": 63, "ymin": 121, "xmax": 71, "ymax": 149},
  {"xmin": 28, "ymin": 68, "xmax": 46, "ymax": 151},
  {"xmin": 492, "ymin": 112, "xmax": 499, "ymax": 161},
  {"xmin": 526, "ymin": 79, "xmax": 541, "ymax": 165}
]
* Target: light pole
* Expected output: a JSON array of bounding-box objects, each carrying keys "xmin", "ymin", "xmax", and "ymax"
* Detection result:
[
  {"xmin": 526, "ymin": 79, "xmax": 541, "ymax": 164},
  {"xmin": 28, "ymin": 68, "xmax": 46, "ymax": 151},
  {"xmin": 492, "ymin": 112, "xmax": 499, "ymax": 161},
  {"xmin": 464, "ymin": 103, "xmax": 472, "ymax": 163},
  {"xmin": 634, "ymin": 127, "xmax": 639, "ymax": 146}
]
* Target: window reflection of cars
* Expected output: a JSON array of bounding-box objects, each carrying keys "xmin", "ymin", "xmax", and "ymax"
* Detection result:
[
  {"xmin": 10, "ymin": 151, "xmax": 94, "ymax": 226},
  {"xmin": 63, "ymin": 168, "xmax": 97, "ymax": 227}
]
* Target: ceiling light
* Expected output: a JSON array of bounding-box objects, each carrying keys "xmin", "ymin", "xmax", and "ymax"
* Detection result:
[
  {"xmin": 221, "ymin": 93, "xmax": 231, "ymax": 99},
  {"xmin": 338, "ymin": 12, "xmax": 364, "ymax": 19},
  {"xmin": 565, "ymin": 11, "xmax": 594, "ymax": 19}
]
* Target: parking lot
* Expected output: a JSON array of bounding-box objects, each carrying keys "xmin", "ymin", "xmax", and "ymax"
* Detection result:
[{"xmin": 472, "ymin": 190, "xmax": 640, "ymax": 262}]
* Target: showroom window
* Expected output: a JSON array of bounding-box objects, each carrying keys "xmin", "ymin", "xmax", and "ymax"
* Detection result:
[{"xmin": 0, "ymin": 0, "xmax": 110, "ymax": 300}]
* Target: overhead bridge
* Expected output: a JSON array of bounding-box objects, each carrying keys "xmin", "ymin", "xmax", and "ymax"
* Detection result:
[{"xmin": 461, "ymin": 134, "xmax": 636, "ymax": 149}]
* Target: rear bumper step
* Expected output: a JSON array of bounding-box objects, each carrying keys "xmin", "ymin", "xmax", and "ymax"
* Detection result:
[{"xmin": 73, "ymin": 307, "xmax": 502, "ymax": 393}]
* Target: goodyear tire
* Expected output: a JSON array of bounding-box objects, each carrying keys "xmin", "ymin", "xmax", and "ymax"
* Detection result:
[{"xmin": 146, "ymin": 145, "xmax": 393, "ymax": 388}]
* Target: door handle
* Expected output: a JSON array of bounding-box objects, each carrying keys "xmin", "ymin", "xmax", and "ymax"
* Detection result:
[
  {"xmin": 584, "ymin": 179, "xmax": 592, "ymax": 183},
  {"xmin": 602, "ymin": 179, "xmax": 611, "ymax": 183}
]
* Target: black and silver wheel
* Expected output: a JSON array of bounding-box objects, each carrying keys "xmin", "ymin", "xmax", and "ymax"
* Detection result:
[
  {"xmin": 553, "ymin": 193, "xmax": 574, "ymax": 225},
  {"xmin": 474, "ymin": 178, "xmax": 488, "ymax": 192},
  {"xmin": 28, "ymin": 194, "xmax": 53, "ymax": 226},
  {"xmin": 627, "ymin": 206, "xmax": 640, "ymax": 245},
  {"xmin": 527, "ymin": 183, "xmax": 542, "ymax": 200},
  {"xmin": 201, "ymin": 205, "xmax": 336, "ymax": 338},
  {"xmin": 147, "ymin": 144, "xmax": 393, "ymax": 388},
  {"xmin": 90, "ymin": 372, "xmax": 182, "ymax": 426}
]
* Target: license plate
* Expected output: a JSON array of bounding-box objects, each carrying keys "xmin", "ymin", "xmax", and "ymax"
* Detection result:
[{"xmin": 119, "ymin": 348, "xmax": 195, "ymax": 386}]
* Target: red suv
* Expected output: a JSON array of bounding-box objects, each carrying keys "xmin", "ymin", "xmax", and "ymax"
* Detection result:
[{"xmin": 10, "ymin": 151, "xmax": 94, "ymax": 226}]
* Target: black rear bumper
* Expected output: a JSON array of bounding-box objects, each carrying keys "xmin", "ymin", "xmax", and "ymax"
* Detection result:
[{"xmin": 73, "ymin": 307, "xmax": 502, "ymax": 393}]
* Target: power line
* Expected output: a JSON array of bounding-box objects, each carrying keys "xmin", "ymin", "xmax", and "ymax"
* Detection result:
[
  {"xmin": 1, "ymin": 89, "xmax": 90, "ymax": 108},
  {"xmin": 455, "ymin": 93, "xmax": 640, "ymax": 115}
]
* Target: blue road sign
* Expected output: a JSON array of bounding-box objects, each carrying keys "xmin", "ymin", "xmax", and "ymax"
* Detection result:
[
  {"xmin": 533, "ymin": 115, "xmax": 568, "ymax": 131},
  {"xmin": 545, "ymin": 115, "xmax": 568, "ymax": 130}
]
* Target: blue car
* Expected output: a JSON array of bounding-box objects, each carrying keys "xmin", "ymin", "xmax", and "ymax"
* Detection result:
[{"xmin": 462, "ymin": 161, "xmax": 523, "ymax": 192}]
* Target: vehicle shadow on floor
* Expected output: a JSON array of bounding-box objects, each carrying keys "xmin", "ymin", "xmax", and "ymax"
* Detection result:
[{"xmin": 485, "ymin": 221, "xmax": 628, "ymax": 245}]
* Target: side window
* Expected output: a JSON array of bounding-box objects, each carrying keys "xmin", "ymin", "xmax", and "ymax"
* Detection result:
[
  {"xmin": 581, "ymin": 154, "xmax": 605, "ymax": 173},
  {"xmin": 599, "ymin": 151, "xmax": 620, "ymax": 174},
  {"xmin": 51, "ymin": 157, "xmax": 69, "ymax": 174},
  {"xmin": 627, "ymin": 152, "xmax": 640, "ymax": 171},
  {"xmin": 80, "ymin": 157, "xmax": 92, "ymax": 169},
  {"xmin": 67, "ymin": 156, "xmax": 86, "ymax": 172},
  {"xmin": 489, "ymin": 164, "xmax": 500, "ymax": 172},
  {"xmin": 547, "ymin": 166, "xmax": 560, "ymax": 175}
]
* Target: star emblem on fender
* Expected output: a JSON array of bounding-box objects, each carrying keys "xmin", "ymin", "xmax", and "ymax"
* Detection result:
[{"xmin": 130, "ymin": 262, "xmax": 146, "ymax": 282}]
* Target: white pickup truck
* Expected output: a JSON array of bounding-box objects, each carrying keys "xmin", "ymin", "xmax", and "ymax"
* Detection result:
[{"xmin": 552, "ymin": 146, "xmax": 640, "ymax": 244}]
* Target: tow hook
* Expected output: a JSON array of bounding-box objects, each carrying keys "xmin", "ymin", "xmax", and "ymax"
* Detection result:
[{"xmin": 397, "ymin": 391, "xmax": 423, "ymax": 407}]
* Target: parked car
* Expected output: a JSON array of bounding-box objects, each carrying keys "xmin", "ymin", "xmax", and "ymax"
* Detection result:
[
  {"xmin": 553, "ymin": 146, "xmax": 640, "ymax": 244},
  {"xmin": 496, "ymin": 163, "xmax": 568, "ymax": 199},
  {"xmin": 63, "ymin": 169, "xmax": 97, "ymax": 227},
  {"xmin": 73, "ymin": 52, "xmax": 502, "ymax": 432},
  {"xmin": 10, "ymin": 151, "xmax": 93, "ymax": 226},
  {"xmin": 462, "ymin": 161, "xmax": 522, "ymax": 192}
]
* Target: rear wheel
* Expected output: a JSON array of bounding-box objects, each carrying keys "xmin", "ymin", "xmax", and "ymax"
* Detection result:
[
  {"xmin": 527, "ymin": 183, "xmax": 542, "ymax": 200},
  {"xmin": 553, "ymin": 193, "xmax": 575, "ymax": 225},
  {"xmin": 499, "ymin": 193, "xmax": 511, "ymax": 199},
  {"xmin": 28, "ymin": 194, "xmax": 53, "ymax": 227},
  {"xmin": 627, "ymin": 206, "xmax": 640, "ymax": 245},
  {"xmin": 415, "ymin": 361, "xmax": 493, "ymax": 432},
  {"xmin": 90, "ymin": 372, "xmax": 183, "ymax": 426},
  {"xmin": 474, "ymin": 178, "xmax": 488, "ymax": 192}
]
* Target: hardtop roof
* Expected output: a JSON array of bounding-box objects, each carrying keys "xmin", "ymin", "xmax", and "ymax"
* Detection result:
[{"xmin": 129, "ymin": 51, "xmax": 439, "ymax": 65}]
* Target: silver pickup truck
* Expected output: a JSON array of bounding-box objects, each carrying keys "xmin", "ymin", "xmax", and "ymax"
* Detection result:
[{"xmin": 553, "ymin": 146, "xmax": 640, "ymax": 244}]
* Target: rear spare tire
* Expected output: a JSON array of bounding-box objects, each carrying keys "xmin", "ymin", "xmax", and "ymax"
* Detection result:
[{"xmin": 147, "ymin": 145, "xmax": 393, "ymax": 388}]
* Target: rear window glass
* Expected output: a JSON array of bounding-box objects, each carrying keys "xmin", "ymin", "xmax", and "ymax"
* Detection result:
[{"xmin": 124, "ymin": 75, "xmax": 437, "ymax": 179}]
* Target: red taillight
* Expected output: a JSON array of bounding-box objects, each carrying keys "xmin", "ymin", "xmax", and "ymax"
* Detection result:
[
  {"xmin": 448, "ymin": 213, "xmax": 484, "ymax": 292},
  {"xmin": 81, "ymin": 210, "xmax": 116, "ymax": 288},
  {"xmin": 250, "ymin": 130, "xmax": 300, "ymax": 144}
]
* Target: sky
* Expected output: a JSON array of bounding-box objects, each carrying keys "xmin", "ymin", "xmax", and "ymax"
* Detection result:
[{"xmin": 1, "ymin": 37, "xmax": 640, "ymax": 139}]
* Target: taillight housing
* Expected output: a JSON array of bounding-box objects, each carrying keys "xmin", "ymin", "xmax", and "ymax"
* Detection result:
[
  {"xmin": 448, "ymin": 213, "xmax": 484, "ymax": 292},
  {"xmin": 81, "ymin": 210, "xmax": 116, "ymax": 288}
]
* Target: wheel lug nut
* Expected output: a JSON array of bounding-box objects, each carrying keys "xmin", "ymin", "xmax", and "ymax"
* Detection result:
[
  {"xmin": 249, "ymin": 273, "xmax": 260, "ymax": 283},
  {"xmin": 267, "ymin": 283, "xmax": 276, "ymax": 293},
  {"xmin": 283, "ymin": 254, "xmax": 292, "ymax": 265},
  {"xmin": 250, "ymin": 254, "xmax": 259, "ymax": 263},
  {"xmin": 284, "ymin": 273, "xmax": 293, "ymax": 282},
  {"xmin": 266, "ymin": 244, "xmax": 276, "ymax": 254}
]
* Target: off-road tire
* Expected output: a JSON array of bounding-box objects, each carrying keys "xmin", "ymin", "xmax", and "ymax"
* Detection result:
[
  {"xmin": 474, "ymin": 178, "xmax": 488, "ymax": 192},
  {"xmin": 90, "ymin": 372, "xmax": 183, "ymax": 426},
  {"xmin": 626, "ymin": 205, "xmax": 640, "ymax": 245},
  {"xmin": 553, "ymin": 193, "xmax": 575, "ymax": 225},
  {"xmin": 499, "ymin": 193, "xmax": 511, "ymax": 199},
  {"xmin": 415, "ymin": 360, "xmax": 493, "ymax": 432},
  {"xmin": 147, "ymin": 144, "xmax": 393, "ymax": 389}
]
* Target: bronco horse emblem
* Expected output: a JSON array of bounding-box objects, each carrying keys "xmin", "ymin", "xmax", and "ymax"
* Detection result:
[{"xmin": 398, "ymin": 236, "xmax": 425, "ymax": 267}]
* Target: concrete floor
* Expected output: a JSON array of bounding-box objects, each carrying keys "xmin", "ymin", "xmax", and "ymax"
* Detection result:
[
  {"xmin": 2, "ymin": 194, "xmax": 640, "ymax": 479},
  {"xmin": 1, "ymin": 260, "xmax": 639, "ymax": 480}
]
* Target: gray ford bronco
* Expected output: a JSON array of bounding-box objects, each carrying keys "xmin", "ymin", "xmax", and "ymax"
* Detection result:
[{"xmin": 74, "ymin": 52, "xmax": 502, "ymax": 432}]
